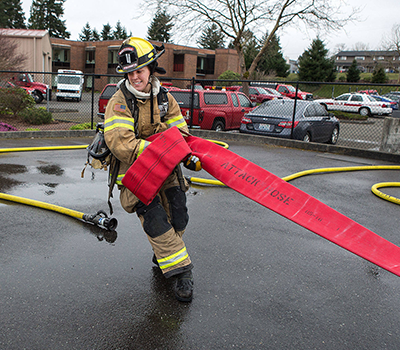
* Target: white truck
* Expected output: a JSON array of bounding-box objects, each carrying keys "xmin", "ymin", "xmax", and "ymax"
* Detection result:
[{"xmin": 56, "ymin": 69, "xmax": 84, "ymax": 102}]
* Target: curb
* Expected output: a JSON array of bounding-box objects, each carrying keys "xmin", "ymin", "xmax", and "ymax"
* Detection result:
[{"xmin": 1, "ymin": 128, "xmax": 400, "ymax": 164}]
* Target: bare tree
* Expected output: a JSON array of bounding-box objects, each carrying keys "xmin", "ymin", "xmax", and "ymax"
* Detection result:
[
  {"xmin": 351, "ymin": 42, "xmax": 370, "ymax": 51},
  {"xmin": 0, "ymin": 30, "xmax": 27, "ymax": 72},
  {"xmin": 382, "ymin": 24, "xmax": 400, "ymax": 53},
  {"xmin": 381, "ymin": 24, "xmax": 400, "ymax": 82},
  {"xmin": 141, "ymin": 0, "xmax": 359, "ymax": 79}
]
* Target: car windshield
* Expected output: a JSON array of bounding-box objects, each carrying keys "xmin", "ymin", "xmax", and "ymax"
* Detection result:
[
  {"xmin": 249, "ymin": 101, "xmax": 295, "ymax": 117},
  {"xmin": 265, "ymin": 88, "xmax": 282, "ymax": 96},
  {"xmin": 256, "ymin": 87, "xmax": 268, "ymax": 94},
  {"xmin": 101, "ymin": 85, "xmax": 117, "ymax": 99},
  {"xmin": 58, "ymin": 75, "xmax": 82, "ymax": 85}
]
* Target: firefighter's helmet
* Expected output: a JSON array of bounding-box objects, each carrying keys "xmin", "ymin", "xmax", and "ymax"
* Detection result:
[{"xmin": 116, "ymin": 37, "xmax": 165, "ymax": 74}]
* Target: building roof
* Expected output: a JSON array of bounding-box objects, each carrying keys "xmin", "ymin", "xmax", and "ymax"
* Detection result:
[
  {"xmin": 337, "ymin": 50, "xmax": 399, "ymax": 57},
  {"xmin": 0, "ymin": 28, "xmax": 49, "ymax": 38}
]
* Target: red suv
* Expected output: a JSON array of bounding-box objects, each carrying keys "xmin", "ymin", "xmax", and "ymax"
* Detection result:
[
  {"xmin": 170, "ymin": 89, "xmax": 256, "ymax": 131},
  {"xmin": 97, "ymin": 83, "xmax": 117, "ymax": 119},
  {"xmin": 239, "ymin": 86, "xmax": 286, "ymax": 103}
]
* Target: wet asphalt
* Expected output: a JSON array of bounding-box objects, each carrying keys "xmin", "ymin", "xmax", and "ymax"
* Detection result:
[{"xmin": 0, "ymin": 135, "xmax": 400, "ymax": 349}]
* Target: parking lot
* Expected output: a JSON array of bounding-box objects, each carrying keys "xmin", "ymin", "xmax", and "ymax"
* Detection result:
[{"xmin": 1, "ymin": 134, "xmax": 400, "ymax": 349}]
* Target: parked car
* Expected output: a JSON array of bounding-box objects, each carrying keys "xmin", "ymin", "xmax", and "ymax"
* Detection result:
[
  {"xmin": 0, "ymin": 80, "xmax": 36, "ymax": 97},
  {"xmin": 169, "ymin": 89, "xmax": 256, "ymax": 131},
  {"xmin": 382, "ymin": 92, "xmax": 400, "ymax": 103},
  {"xmin": 238, "ymin": 86, "xmax": 285, "ymax": 103},
  {"xmin": 11, "ymin": 73, "xmax": 50, "ymax": 103},
  {"xmin": 97, "ymin": 83, "xmax": 117, "ymax": 119},
  {"xmin": 253, "ymin": 83, "xmax": 313, "ymax": 100},
  {"xmin": 357, "ymin": 89, "xmax": 378, "ymax": 95},
  {"xmin": 239, "ymin": 99, "xmax": 339, "ymax": 144},
  {"xmin": 317, "ymin": 93, "xmax": 392, "ymax": 116},
  {"xmin": 370, "ymin": 95, "xmax": 398, "ymax": 110},
  {"xmin": 263, "ymin": 87, "xmax": 289, "ymax": 99}
]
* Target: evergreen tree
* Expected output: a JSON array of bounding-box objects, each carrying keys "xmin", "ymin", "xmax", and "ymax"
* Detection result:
[
  {"xmin": 101, "ymin": 23, "xmax": 113, "ymax": 41},
  {"xmin": 197, "ymin": 23, "xmax": 225, "ymax": 49},
  {"xmin": 79, "ymin": 22, "xmax": 92, "ymax": 41},
  {"xmin": 28, "ymin": 0, "xmax": 70, "ymax": 38},
  {"xmin": 243, "ymin": 31, "xmax": 289, "ymax": 78},
  {"xmin": 371, "ymin": 65, "xmax": 387, "ymax": 83},
  {"xmin": 258, "ymin": 33, "xmax": 289, "ymax": 77},
  {"xmin": 346, "ymin": 59, "xmax": 361, "ymax": 82},
  {"xmin": 298, "ymin": 37, "xmax": 336, "ymax": 82},
  {"xmin": 113, "ymin": 20, "xmax": 128, "ymax": 40},
  {"xmin": 0, "ymin": 0, "xmax": 27, "ymax": 28},
  {"xmin": 92, "ymin": 29, "xmax": 100, "ymax": 41},
  {"xmin": 147, "ymin": 9, "xmax": 174, "ymax": 43}
]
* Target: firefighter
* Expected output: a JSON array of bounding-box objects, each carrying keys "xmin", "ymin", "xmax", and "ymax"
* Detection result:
[{"xmin": 104, "ymin": 37, "xmax": 201, "ymax": 302}]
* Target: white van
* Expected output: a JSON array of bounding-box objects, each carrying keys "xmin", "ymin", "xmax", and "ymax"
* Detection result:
[{"xmin": 56, "ymin": 69, "xmax": 84, "ymax": 102}]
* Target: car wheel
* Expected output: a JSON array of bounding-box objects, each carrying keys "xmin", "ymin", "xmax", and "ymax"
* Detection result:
[
  {"xmin": 32, "ymin": 91, "xmax": 43, "ymax": 104},
  {"xmin": 212, "ymin": 121, "xmax": 225, "ymax": 132},
  {"xmin": 359, "ymin": 107, "xmax": 370, "ymax": 117},
  {"xmin": 303, "ymin": 132, "xmax": 311, "ymax": 142},
  {"xmin": 328, "ymin": 126, "xmax": 339, "ymax": 144}
]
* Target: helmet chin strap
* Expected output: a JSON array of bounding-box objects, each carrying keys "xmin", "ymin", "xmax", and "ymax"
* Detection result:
[{"xmin": 149, "ymin": 80, "xmax": 154, "ymax": 124}]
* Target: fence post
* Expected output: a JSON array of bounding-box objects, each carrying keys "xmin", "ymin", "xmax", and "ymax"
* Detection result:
[
  {"xmin": 291, "ymin": 82, "xmax": 299, "ymax": 139},
  {"xmin": 90, "ymin": 73, "xmax": 95, "ymax": 129},
  {"xmin": 331, "ymin": 86, "xmax": 335, "ymax": 99},
  {"xmin": 189, "ymin": 77, "xmax": 195, "ymax": 129}
]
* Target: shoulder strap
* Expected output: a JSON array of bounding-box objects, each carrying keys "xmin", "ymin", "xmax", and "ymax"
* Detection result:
[{"xmin": 158, "ymin": 86, "xmax": 169, "ymax": 122}]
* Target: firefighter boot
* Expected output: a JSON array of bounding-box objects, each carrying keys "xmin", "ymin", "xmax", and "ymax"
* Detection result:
[{"xmin": 174, "ymin": 270, "xmax": 193, "ymax": 302}]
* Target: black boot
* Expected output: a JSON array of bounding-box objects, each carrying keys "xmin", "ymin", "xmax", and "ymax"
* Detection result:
[
  {"xmin": 152, "ymin": 254, "xmax": 159, "ymax": 267},
  {"xmin": 174, "ymin": 270, "xmax": 193, "ymax": 302}
]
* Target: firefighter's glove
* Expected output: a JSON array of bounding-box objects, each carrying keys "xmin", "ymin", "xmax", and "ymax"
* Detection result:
[{"xmin": 183, "ymin": 155, "xmax": 202, "ymax": 171}]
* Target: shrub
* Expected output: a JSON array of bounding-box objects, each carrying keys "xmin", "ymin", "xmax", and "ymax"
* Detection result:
[
  {"xmin": 216, "ymin": 70, "xmax": 241, "ymax": 86},
  {"xmin": 69, "ymin": 122, "xmax": 91, "ymax": 130},
  {"xmin": 0, "ymin": 87, "xmax": 35, "ymax": 117},
  {"xmin": 20, "ymin": 107, "xmax": 53, "ymax": 125}
]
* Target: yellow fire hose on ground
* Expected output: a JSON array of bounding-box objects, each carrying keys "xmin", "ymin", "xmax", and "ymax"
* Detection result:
[{"xmin": 0, "ymin": 140, "xmax": 399, "ymax": 232}]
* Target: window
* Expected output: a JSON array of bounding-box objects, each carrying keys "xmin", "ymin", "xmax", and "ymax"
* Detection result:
[
  {"xmin": 231, "ymin": 93, "xmax": 239, "ymax": 107},
  {"xmin": 377, "ymin": 56, "xmax": 385, "ymax": 60},
  {"xmin": 204, "ymin": 92, "xmax": 228, "ymax": 105},
  {"xmin": 174, "ymin": 54, "xmax": 184, "ymax": 72},
  {"xmin": 237, "ymin": 93, "xmax": 252, "ymax": 108},
  {"xmin": 108, "ymin": 49, "xmax": 119, "ymax": 68},
  {"xmin": 52, "ymin": 48, "xmax": 70, "ymax": 67},
  {"xmin": 336, "ymin": 94, "xmax": 350, "ymax": 101},
  {"xmin": 355, "ymin": 56, "xmax": 365, "ymax": 60},
  {"xmin": 86, "ymin": 50, "xmax": 95, "ymax": 64},
  {"xmin": 350, "ymin": 95, "xmax": 363, "ymax": 102},
  {"xmin": 339, "ymin": 56, "xmax": 347, "ymax": 60},
  {"xmin": 304, "ymin": 105, "xmax": 315, "ymax": 117},
  {"xmin": 314, "ymin": 103, "xmax": 329, "ymax": 116},
  {"xmin": 169, "ymin": 91, "xmax": 200, "ymax": 108},
  {"xmin": 196, "ymin": 55, "xmax": 215, "ymax": 75}
]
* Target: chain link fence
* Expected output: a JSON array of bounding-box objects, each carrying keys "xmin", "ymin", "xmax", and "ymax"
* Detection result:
[{"xmin": 1, "ymin": 70, "xmax": 400, "ymax": 153}]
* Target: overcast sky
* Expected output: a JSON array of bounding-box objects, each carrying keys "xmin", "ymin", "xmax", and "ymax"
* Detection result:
[{"xmin": 21, "ymin": 0, "xmax": 399, "ymax": 59}]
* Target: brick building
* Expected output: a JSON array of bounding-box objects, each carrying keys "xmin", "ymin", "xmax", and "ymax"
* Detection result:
[
  {"xmin": 50, "ymin": 38, "xmax": 240, "ymax": 90},
  {"xmin": 335, "ymin": 50, "xmax": 400, "ymax": 73}
]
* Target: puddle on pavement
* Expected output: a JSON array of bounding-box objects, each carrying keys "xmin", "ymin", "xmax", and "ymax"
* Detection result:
[
  {"xmin": 0, "ymin": 164, "xmax": 28, "ymax": 175},
  {"xmin": 37, "ymin": 164, "xmax": 64, "ymax": 176}
]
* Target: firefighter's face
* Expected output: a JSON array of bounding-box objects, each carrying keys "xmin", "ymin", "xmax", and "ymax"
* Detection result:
[{"xmin": 127, "ymin": 66, "xmax": 151, "ymax": 92}]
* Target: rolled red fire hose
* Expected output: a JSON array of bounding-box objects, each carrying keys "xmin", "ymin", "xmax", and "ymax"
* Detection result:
[{"xmin": 123, "ymin": 127, "xmax": 400, "ymax": 277}]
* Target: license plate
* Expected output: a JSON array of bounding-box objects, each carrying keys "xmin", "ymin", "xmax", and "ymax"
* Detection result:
[{"xmin": 258, "ymin": 123, "xmax": 272, "ymax": 131}]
